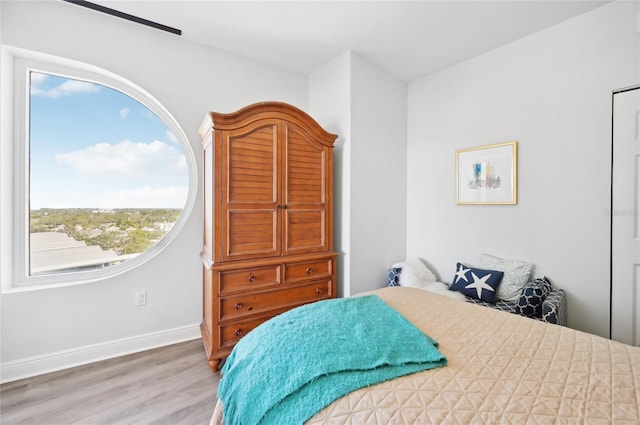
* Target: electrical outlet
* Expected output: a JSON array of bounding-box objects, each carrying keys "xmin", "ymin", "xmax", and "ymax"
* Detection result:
[{"xmin": 135, "ymin": 291, "xmax": 146, "ymax": 306}]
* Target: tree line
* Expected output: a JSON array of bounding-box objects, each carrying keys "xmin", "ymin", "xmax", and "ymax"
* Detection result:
[{"xmin": 31, "ymin": 208, "xmax": 181, "ymax": 255}]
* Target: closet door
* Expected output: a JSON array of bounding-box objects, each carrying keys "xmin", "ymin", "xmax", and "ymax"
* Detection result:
[
  {"xmin": 611, "ymin": 86, "xmax": 640, "ymax": 346},
  {"xmin": 282, "ymin": 121, "xmax": 332, "ymax": 255},
  {"xmin": 221, "ymin": 119, "xmax": 281, "ymax": 261}
]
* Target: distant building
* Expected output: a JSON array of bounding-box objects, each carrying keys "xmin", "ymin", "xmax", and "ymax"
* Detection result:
[
  {"xmin": 155, "ymin": 222, "xmax": 174, "ymax": 232},
  {"xmin": 30, "ymin": 232, "xmax": 136, "ymax": 274}
]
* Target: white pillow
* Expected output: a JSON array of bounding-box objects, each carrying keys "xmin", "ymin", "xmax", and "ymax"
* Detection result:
[
  {"xmin": 479, "ymin": 253, "xmax": 533, "ymax": 302},
  {"xmin": 392, "ymin": 259, "xmax": 467, "ymax": 301},
  {"xmin": 391, "ymin": 258, "xmax": 436, "ymax": 289}
]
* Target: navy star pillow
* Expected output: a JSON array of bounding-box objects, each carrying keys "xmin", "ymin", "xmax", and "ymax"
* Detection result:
[{"xmin": 450, "ymin": 262, "xmax": 504, "ymax": 304}]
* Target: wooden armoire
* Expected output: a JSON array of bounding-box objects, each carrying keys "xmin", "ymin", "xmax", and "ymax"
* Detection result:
[{"xmin": 198, "ymin": 102, "xmax": 338, "ymax": 371}]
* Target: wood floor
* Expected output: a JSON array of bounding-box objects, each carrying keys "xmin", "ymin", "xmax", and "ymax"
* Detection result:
[{"xmin": 0, "ymin": 339, "xmax": 220, "ymax": 425}]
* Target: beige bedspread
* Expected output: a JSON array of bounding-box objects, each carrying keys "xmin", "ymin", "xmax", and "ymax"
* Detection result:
[{"xmin": 211, "ymin": 286, "xmax": 640, "ymax": 424}]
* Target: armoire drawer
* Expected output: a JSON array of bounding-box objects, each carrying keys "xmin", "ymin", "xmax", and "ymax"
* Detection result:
[
  {"xmin": 218, "ymin": 265, "xmax": 280, "ymax": 294},
  {"xmin": 284, "ymin": 258, "xmax": 332, "ymax": 283},
  {"xmin": 219, "ymin": 280, "xmax": 332, "ymax": 322},
  {"xmin": 218, "ymin": 315, "xmax": 275, "ymax": 349}
]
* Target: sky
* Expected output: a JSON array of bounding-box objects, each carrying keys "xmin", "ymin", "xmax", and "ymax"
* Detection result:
[{"xmin": 29, "ymin": 72, "xmax": 189, "ymax": 210}]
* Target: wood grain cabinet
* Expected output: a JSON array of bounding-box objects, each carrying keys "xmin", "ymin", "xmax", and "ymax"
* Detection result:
[{"xmin": 199, "ymin": 102, "xmax": 338, "ymax": 371}]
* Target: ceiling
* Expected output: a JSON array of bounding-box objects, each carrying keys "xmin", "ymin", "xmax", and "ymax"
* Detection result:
[{"xmin": 89, "ymin": 1, "xmax": 610, "ymax": 82}]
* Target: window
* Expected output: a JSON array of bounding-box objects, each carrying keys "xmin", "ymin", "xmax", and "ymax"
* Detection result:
[{"xmin": 1, "ymin": 47, "xmax": 196, "ymax": 290}]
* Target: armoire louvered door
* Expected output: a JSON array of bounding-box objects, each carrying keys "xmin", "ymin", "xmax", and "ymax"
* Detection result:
[
  {"xmin": 221, "ymin": 119, "xmax": 280, "ymax": 262},
  {"xmin": 219, "ymin": 118, "xmax": 331, "ymax": 262},
  {"xmin": 282, "ymin": 120, "xmax": 330, "ymax": 255}
]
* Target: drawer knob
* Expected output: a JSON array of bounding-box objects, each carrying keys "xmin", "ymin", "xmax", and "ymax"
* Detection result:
[
  {"xmin": 235, "ymin": 303, "xmax": 243, "ymax": 310},
  {"xmin": 315, "ymin": 288, "xmax": 323, "ymax": 294},
  {"xmin": 235, "ymin": 329, "xmax": 243, "ymax": 337},
  {"xmin": 306, "ymin": 267, "xmax": 313, "ymax": 274},
  {"xmin": 248, "ymin": 274, "xmax": 256, "ymax": 283}
]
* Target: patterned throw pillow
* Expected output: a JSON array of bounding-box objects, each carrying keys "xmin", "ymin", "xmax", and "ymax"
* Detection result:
[
  {"xmin": 388, "ymin": 268, "xmax": 401, "ymax": 287},
  {"xmin": 479, "ymin": 253, "xmax": 533, "ymax": 302},
  {"xmin": 450, "ymin": 262, "xmax": 504, "ymax": 304},
  {"xmin": 514, "ymin": 277, "xmax": 553, "ymax": 318}
]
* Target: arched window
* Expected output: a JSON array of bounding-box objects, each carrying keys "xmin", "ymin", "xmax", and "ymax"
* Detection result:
[{"xmin": 0, "ymin": 47, "xmax": 196, "ymax": 290}]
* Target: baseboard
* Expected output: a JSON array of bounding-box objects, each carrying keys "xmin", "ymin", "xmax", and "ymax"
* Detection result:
[{"xmin": 0, "ymin": 323, "xmax": 201, "ymax": 384}]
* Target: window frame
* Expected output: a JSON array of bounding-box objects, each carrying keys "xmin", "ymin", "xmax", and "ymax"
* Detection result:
[{"xmin": 0, "ymin": 46, "xmax": 197, "ymax": 292}]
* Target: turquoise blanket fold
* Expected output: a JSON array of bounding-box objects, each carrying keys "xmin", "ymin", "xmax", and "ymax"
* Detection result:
[{"xmin": 217, "ymin": 295, "xmax": 447, "ymax": 425}]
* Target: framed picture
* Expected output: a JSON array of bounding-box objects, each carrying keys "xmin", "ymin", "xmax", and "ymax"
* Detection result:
[{"xmin": 456, "ymin": 141, "xmax": 517, "ymax": 205}]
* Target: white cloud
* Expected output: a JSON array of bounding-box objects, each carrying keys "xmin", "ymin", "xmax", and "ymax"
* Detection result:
[
  {"xmin": 30, "ymin": 72, "xmax": 49, "ymax": 86},
  {"xmin": 120, "ymin": 108, "xmax": 131, "ymax": 119},
  {"xmin": 99, "ymin": 186, "xmax": 188, "ymax": 209},
  {"xmin": 31, "ymin": 74, "xmax": 100, "ymax": 98},
  {"xmin": 55, "ymin": 140, "xmax": 187, "ymax": 178}
]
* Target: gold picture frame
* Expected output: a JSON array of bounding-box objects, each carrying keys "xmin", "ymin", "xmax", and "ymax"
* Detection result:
[{"xmin": 456, "ymin": 141, "xmax": 517, "ymax": 205}]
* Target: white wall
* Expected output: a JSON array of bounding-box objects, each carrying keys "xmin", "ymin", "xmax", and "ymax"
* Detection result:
[
  {"xmin": 407, "ymin": 1, "xmax": 638, "ymax": 337},
  {"xmin": 309, "ymin": 52, "xmax": 352, "ymax": 298},
  {"xmin": 349, "ymin": 54, "xmax": 407, "ymax": 294},
  {"xmin": 309, "ymin": 51, "xmax": 407, "ymax": 297},
  {"xmin": 0, "ymin": 0, "xmax": 308, "ymax": 381}
]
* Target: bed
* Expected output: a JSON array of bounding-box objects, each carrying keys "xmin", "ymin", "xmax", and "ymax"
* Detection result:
[{"xmin": 210, "ymin": 286, "xmax": 640, "ymax": 424}]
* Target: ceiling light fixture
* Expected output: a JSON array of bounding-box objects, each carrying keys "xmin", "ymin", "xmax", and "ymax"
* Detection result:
[{"xmin": 62, "ymin": 0, "xmax": 182, "ymax": 36}]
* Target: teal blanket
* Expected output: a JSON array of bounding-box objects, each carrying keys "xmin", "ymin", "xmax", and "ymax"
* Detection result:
[{"xmin": 218, "ymin": 295, "xmax": 447, "ymax": 425}]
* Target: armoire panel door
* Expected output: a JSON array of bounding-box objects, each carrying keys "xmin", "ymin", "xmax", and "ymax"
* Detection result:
[
  {"xmin": 282, "ymin": 122, "xmax": 330, "ymax": 254},
  {"xmin": 222, "ymin": 120, "xmax": 281, "ymax": 261}
]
